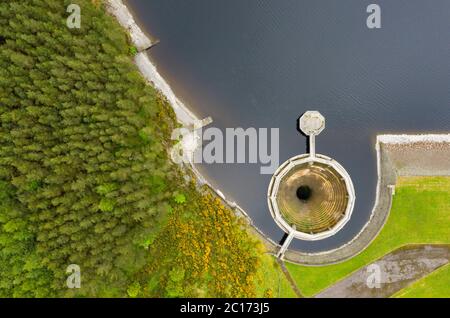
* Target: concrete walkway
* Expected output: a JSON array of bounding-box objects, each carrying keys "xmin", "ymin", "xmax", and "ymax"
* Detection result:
[{"xmin": 315, "ymin": 245, "xmax": 450, "ymax": 298}]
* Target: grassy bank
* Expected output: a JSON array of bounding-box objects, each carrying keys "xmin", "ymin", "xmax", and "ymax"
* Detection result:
[
  {"xmin": 255, "ymin": 255, "xmax": 297, "ymax": 298},
  {"xmin": 393, "ymin": 263, "xmax": 450, "ymax": 298},
  {"xmin": 286, "ymin": 177, "xmax": 450, "ymax": 297}
]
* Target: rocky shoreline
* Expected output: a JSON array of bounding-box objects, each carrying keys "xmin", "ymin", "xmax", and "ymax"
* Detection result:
[
  {"xmin": 105, "ymin": 0, "xmax": 199, "ymax": 127},
  {"xmin": 380, "ymin": 135, "xmax": 450, "ymax": 176}
]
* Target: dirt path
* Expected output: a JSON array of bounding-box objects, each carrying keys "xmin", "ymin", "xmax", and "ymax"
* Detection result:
[
  {"xmin": 276, "ymin": 259, "xmax": 304, "ymax": 298},
  {"xmin": 315, "ymin": 245, "xmax": 450, "ymax": 298}
]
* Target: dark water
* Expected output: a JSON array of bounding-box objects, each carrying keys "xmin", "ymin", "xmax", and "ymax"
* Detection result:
[{"xmin": 127, "ymin": 0, "xmax": 450, "ymax": 252}]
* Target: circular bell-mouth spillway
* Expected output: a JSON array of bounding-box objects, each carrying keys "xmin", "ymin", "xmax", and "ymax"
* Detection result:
[{"xmin": 268, "ymin": 154, "xmax": 355, "ymax": 241}]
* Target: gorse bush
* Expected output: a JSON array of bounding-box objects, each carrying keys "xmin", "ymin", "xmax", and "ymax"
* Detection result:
[{"xmin": 141, "ymin": 190, "xmax": 263, "ymax": 298}]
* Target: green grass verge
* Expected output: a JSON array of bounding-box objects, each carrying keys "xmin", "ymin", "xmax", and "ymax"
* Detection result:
[
  {"xmin": 392, "ymin": 263, "xmax": 450, "ymax": 298},
  {"xmin": 255, "ymin": 255, "xmax": 298, "ymax": 298},
  {"xmin": 286, "ymin": 177, "xmax": 450, "ymax": 297}
]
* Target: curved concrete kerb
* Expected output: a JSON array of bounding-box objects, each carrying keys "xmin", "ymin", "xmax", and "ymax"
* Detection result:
[{"xmin": 268, "ymin": 111, "xmax": 356, "ymax": 258}]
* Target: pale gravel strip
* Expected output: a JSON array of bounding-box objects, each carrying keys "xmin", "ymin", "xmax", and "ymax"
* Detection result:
[
  {"xmin": 134, "ymin": 53, "xmax": 199, "ymax": 126},
  {"xmin": 378, "ymin": 134, "xmax": 450, "ymax": 144},
  {"xmin": 105, "ymin": 0, "xmax": 198, "ymax": 126},
  {"xmin": 105, "ymin": 0, "xmax": 152, "ymax": 52}
]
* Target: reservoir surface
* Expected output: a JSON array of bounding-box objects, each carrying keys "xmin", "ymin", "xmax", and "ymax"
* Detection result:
[{"xmin": 127, "ymin": 0, "xmax": 450, "ymax": 252}]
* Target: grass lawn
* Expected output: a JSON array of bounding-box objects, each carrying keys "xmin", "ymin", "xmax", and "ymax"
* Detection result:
[
  {"xmin": 393, "ymin": 263, "xmax": 450, "ymax": 298},
  {"xmin": 255, "ymin": 254, "xmax": 298, "ymax": 298},
  {"xmin": 285, "ymin": 177, "xmax": 450, "ymax": 297}
]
